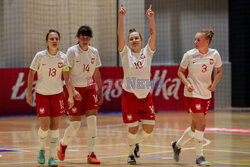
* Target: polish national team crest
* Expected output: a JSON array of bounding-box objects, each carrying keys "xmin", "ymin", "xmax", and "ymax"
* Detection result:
[
  {"xmin": 210, "ymin": 59, "xmax": 214, "ymax": 65},
  {"xmin": 91, "ymin": 58, "xmax": 95, "ymax": 64},
  {"xmin": 39, "ymin": 108, "xmax": 45, "ymax": 114},
  {"xmin": 127, "ymin": 114, "xmax": 132, "ymax": 121},
  {"xmin": 72, "ymin": 107, "xmax": 77, "ymax": 113},
  {"xmin": 140, "ymin": 53, "xmax": 146, "ymax": 59},
  {"xmin": 195, "ymin": 104, "xmax": 201, "ymax": 110},
  {"xmin": 58, "ymin": 62, "xmax": 63, "ymax": 68}
]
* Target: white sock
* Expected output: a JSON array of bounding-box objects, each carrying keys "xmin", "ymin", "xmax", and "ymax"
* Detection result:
[
  {"xmin": 176, "ymin": 127, "xmax": 194, "ymax": 148},
  {"xmin": 49, "ymin": 129, "xmax": 59, "ymax": 158},
  {"xmin": 38, "ymin": 128, "xmax": 49, "ymax": 150},
  {"xmin": 127, "ymin": 132, "xmax": 137, "ymax": 155},
  {"xmin": 86, "ymin": 115, "xmax": 97, "ymax": 155},
  {"xmin": 194, "ymin": 130, "xmax": 204, "ymax": 157},
  {"xmin": 62, "ymin": 121, "xmax": 81, "ymax": 146},
  {"xmin": 136, "ymin": 128, "xmax": 151, "ymax": 144}
]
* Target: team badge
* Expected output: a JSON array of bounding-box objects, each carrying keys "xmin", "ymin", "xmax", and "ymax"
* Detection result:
[
  {"xmin": 140, "ymin": 53, "xmax": 146, "ymax": 59},
  {"xmin": 58, "ymin": 62, "xmax": 63, "ymax": 68},
  {"xmin": 91, "ymin": 58, "xmax": 95, "ymax": 64},
  {"xmin": 39, "ymin": 108, "xmax": 45, "ymax": 114},
  {"xmin": 210, "ymin": 59, "xmax": 214, "ymax": 65},
  {"xmin": 127, "ymin": 114, "xmax": 132, "ymax": 121},
  {"xmin": 72, "ymin": 107, "xmax": 77, "ymax": 113},
  {"xmin": 195, "ymin": 104, "xmax": 201, "ymax": 110}
]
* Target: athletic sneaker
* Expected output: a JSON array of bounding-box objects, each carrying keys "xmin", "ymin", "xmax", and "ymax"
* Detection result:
[
  {"xmin": 127, "ymin": 155, "xmax": 136, "ymax": 165},
  {"xmin": 171, "ymin": 141, "xmax": 181, "ymax": 162},
  {"xmin": 87, "ymin": 152, "xmax": 100, "ymax": 164},
  {"xmin": 48, "ymin": 157, "xmax": 58, "ymax": 167},
  {"xmin": 37, "ymin": 149, "xmax": 45, "ymax": 164},
  {"xmin": 134, "ymin": 143, "xmax": 140, "ymax": 157},
  {"xmin": 57, "ymin": 139, "xmax": 67, "ymax": 161},
  {"xmin": 196, "ymin": 156, "xmax": 211, "ymax": 166}
]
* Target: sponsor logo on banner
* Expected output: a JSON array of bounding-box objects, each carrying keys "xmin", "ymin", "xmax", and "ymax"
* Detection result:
[{"xmin": 1, "ymin": 66, "xmax": 214, "ymax": 116}]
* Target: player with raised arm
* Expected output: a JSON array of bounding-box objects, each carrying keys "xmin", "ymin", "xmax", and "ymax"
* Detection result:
[{"xmin": 118, "ymin": 4, "xmax": 156, "ymax": 165}]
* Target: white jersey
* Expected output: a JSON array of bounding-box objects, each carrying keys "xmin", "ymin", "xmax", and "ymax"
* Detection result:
[
  {"xmin": 120, "ymin": 44, "xmax": 155, "ymax": 98},
  {"xmin": 67, "ymin": 45, "xmax": 102, "ymax": 87},
  {"xmin": 30, "ymin": 49, "xmax": 69, "ymax": 95},
  {"xmin": 180, "ymin": 48, "xmax": 222, "ymax": 99}
]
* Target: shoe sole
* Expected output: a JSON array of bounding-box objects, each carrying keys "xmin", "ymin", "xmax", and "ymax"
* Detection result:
[
  {"xmin": 128, "ymin": 162, "xmax": 136, "ymax": 165},
  {"xmin": 196, "ymin": 163, "xmax": 211, "ymax": 166}
]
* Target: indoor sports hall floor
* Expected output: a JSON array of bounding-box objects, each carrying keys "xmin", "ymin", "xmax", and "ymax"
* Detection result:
[{"xmin": 0, "ymin": 110, "xmax": 250, "ymax": 167}]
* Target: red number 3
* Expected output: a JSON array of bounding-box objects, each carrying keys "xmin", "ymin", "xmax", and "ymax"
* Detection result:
[{"xmin": 202, "ymin": 64, "xmax": 207, "ymax": 73}]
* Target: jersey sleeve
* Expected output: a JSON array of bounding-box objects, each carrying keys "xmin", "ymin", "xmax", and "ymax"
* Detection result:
[
  {"xmin": 95, "ymin": 50, "xmax": 102, "ymax": 68},
  {"xmin": 30, "ymin": 53, "xmax": 41, "ymax": 71},
  {"xmin": 214, "ymin": 51, "xmax": 222, "ymax": 68},
  {"xmin": 180, "ymin": 52, "xmax": 191, "ymax": 69},
  {"xmin": 145, "ymin": 43, "xmax": 155, "ymax": 58},
  {"xmin": 119, "ymin": 45, "xmax": 129, "ymax": 58},
  {"xmin": 66, "ymin": 48, "xmax": 75, "ymax": 68}
]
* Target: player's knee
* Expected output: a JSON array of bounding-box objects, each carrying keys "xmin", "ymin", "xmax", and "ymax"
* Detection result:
[
  {"xmin": 38, "ymin": 128, "xmax": 49, "ymax": 138},
  {"xmin": 70, "ymin": 121, "xmax": 81, "ymax": 132},
  {"xmin": 142, "ymin": 120, "xmax": 155, "ymax": 134},
  {"xmin": 127, "ymin": 121, "xmax": 139, "ymax": 134}
]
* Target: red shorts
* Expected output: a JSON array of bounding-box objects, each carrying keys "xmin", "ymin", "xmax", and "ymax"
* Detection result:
[
  {"xmin": 36, "ymin": 92, "xmax": 65, "ymax": 117},
  {"xmin": 65, "ymin": 85, "xmax": 99, "ymax": 116},
  {"xmin": 122, "ymin": 89, "xmax": 155, "ymax": 124},
  {"xmin": 184, "ymin": 96, "xmax": 211, "ymax": 115}
]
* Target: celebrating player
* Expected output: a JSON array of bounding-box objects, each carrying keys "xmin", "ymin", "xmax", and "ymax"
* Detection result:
[{"xmin": 118, "ymin": 4, "xmax": 156, "ymax": 165}]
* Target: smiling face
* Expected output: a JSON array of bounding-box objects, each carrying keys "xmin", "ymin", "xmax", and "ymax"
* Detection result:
[
  {"xmin": 46, "ymin": 32, "xmax": 60, "ymax": 50},
  {"xmin": 194, "ymin": 32, "xmax": 210, "ymax": 52},
  {"xmin": 129, "ymin": 32, "xmax": 143, "ymax": 52}
]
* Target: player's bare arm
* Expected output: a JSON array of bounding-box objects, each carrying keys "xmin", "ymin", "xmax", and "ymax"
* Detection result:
[
  {"xmin": 94, "ymin": 68, "xmax": 103, "ymax": 105},
  {"xmin": 26, "ymin": 69, "xmax": 36, "ymax": 106},
  {"xmin": 63, "ymin": 71, "xmax": 74, "ymax": 109},
  {"xmin": 208, "ymin": 66, "xmax": 222, "ymax": 92},
  {"xmin": 146, "ymin": 5, "xmax": 156, "ymax": 51},
  {"xmin": 118, "ymin": 4, "xmax": 126, "ymax": 52},
  {"xmin": 178, "ymin": 66, "xmax": 194, "ymax": 92}
]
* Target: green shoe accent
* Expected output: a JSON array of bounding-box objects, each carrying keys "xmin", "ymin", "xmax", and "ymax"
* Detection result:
[
  {"xmin": 37, "ymin": 150, "xmax": 45, "ymax": 164},
  {"xmin": 48, "ymin": 157, "xmax": 58, "ymax": 167}
]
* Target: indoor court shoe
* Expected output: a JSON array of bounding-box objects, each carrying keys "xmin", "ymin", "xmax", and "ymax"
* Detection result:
[
  {"xmin": 37, "ymin": 149, "xmax": 45, "ymax": 164},
  {"xmin": 134, "ymin": 143, "xmax": 140, "ymax": 157},
  {"xmin": 87, "ymin": 152, "xmax": 100, "ymax": 164},
  {"xmin": 127, "ymin": 155, "xmax": 136, "ymax": 165},
  {"xmin": 172, "ymin": 141, "xmax": 181, "ymax": 162},
  {"xmin": 57, "ymin": 139, "xmax": 67, "ymax": 161},
  {"xmin": 196, "ymin": 156, "xmax": 211, "ymax": 166},
  {"xmin": 48, "ymin": 157, "xmax": 58, "ymax": 167}
]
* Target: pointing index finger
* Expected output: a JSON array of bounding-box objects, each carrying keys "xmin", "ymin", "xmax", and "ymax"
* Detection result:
[{"xmin": 149, "ymin": 4, "xmax": 152, "ymax": 10}]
